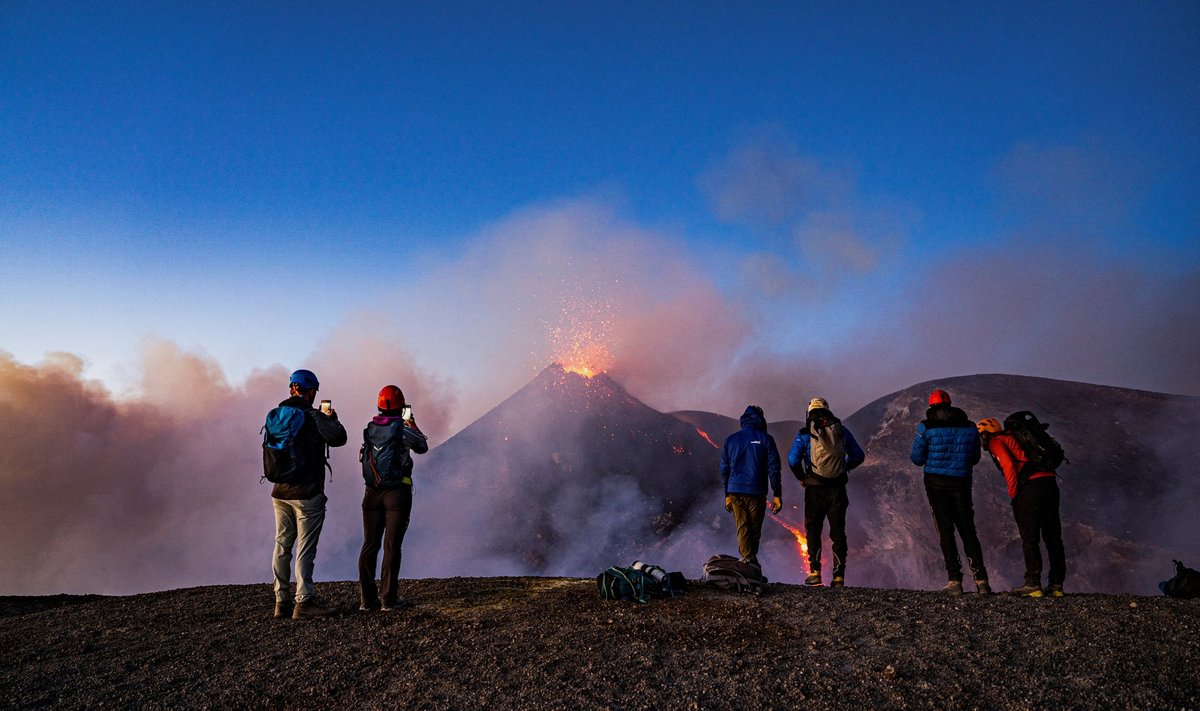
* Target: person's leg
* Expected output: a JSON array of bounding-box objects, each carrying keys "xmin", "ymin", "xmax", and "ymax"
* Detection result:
[
  {"xmin": 827, "ymin": 485, "xmax": 849, "ymax": 580},
  {"xmin": 924, "ymin": 486, "xmax": 962, "ymax": 581},
  {"xmin": 358, "ymin": 488, "xmax": 385, "ymax": 609},
  {"xmin": 731, "ymin": 495, "xmax": 755, "ymax": 563},
  {"xmin": 804, "ymin": 487, "xmax": 827, "ymax": 575},
  {"xmin": 1012, "ymin": 488, "xmax": 1043, "ymax": 587},
  {"xmin": 745, "ymin": 495, "xmax": 766, "ymax": 568},
  {"xmin": 293, "ymin": 493, "xmax": 328, "ymax": 603},
  {"xmin": 272, "ymin": 498, "xmax": 298, "ymax": 605},
  {"xmin": 1039, "ymin": 480, "xmax": 1066, "ymax": 587},
  {"xmin": 949, "ymin": 487, "xmax": 988, "ymax": 582},
  {"xmin": 379, "ymin": 486, "xmax": 413, "ymax": 607}
]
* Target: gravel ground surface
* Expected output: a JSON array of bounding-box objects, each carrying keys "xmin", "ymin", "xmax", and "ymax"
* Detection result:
[{"xmin": 2, "ymin": 578, "xmax": 1198, "ymax": 710}]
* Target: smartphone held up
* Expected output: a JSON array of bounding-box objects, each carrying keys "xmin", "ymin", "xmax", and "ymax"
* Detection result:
[
  {"xmin": 401, "ymin": 405, "xmax": 412, "ymax": 421},
  {"xmin": 319, "ymin": 399, "xmax": 332, "ymax": 415}
]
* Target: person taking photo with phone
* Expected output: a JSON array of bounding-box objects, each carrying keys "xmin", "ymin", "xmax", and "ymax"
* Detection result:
[{"xmin": 358, "ymin": 385, "xmax": 428, "ymax": 611}]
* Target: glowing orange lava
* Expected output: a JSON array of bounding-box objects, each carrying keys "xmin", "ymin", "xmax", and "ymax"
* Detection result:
[
  {"xmin": 768, "ymin": 512, "xmax": 810, "ymax": 557},
  {"xmin": 695, "ymin": 427, "xmax": 719, "ymax": 449},
  {"xmin": 547, "ymin": 285, "xmax": 614, "ymax": 378}
]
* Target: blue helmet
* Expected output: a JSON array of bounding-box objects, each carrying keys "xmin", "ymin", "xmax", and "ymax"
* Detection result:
[{"xmin": 289, "ymin": 369, "xmax": 320, "ymax": 390}]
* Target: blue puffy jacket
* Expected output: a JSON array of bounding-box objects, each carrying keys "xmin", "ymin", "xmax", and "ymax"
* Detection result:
[
  {"xmin": 721, "ymin": 407, "xmax": 782, "ymax": 498},
  {"xmin": 911, "ymin": 405, "xmax": 981, "ymax": 480}
]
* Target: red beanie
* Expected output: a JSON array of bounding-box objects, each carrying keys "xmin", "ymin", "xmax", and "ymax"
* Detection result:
[
  {"xmin": 928, "ymin": 389, "xmax": 951, "ymax": 406},
  {"xmin": 378, "ymin": 385, "xmax": 406, "ymax": 411}
]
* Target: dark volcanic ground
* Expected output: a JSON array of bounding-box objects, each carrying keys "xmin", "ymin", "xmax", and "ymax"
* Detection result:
[{"xmin": 3, "ymin": 578, "xmax": 1198, "ymax": 710}]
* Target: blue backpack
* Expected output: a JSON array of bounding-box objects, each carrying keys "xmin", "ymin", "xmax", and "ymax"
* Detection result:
[{"xmin": 261, "ymin": 406, "xmax": 308, "ymax": 483}]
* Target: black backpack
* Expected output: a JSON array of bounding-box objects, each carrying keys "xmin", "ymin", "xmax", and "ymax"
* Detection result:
[
  {"xmin": 1161, "ymin": 560, "xmax": 1200, "ymax": 599},
  {"xmin": 1003, "ymin": 411, "xmax": 1068, "ymax": 482},
  {"xmin": 360, "ymin": 421, "xmax": 413, "ymax": 488}
]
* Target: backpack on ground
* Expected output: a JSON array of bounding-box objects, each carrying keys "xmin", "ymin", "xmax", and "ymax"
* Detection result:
[
  {"xmin": 1161, "ymin": 560, "xmax": 1200, "ymax": 599},
  {"xmin": 597, "ymin": 561, "xmax": 686, "ymax": 603},
  {"xmin": 1003, "ymin": 411, "xmax": 1068, "ymax": 482},
  {"xmin": 808, "ymin": 415, "xmax": 847, "ymax": 479},
  {"xmin": 701, "ymin": 554, "xmax": 768, "ymax": 595},
  {"xmin": 261, "ymin": 406, "xmax": 308, "ymax": 484},
  {"xmin": 360, "ymin": 421, "xmax": 413, "ymax": 488}
]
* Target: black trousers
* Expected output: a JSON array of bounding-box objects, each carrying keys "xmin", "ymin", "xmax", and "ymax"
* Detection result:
[
  {"xmin": 804, "ymin": 484, "xmax": 848, "ymax": 578},
  {"xmin": 924, "ymin": 483, "xmax": 988, "ymax": 582},
  {"xmin": 1012, "ymin": 477, "xmax": 1066, "ymax": 586},
  {"xmin": 358, "ymin": 485, "xmax": 412, "ymax": 607}
]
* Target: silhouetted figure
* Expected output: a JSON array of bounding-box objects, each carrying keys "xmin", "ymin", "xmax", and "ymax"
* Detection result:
[
  {"xmin": 268, "ymin": 369, "xmax": 347, "ymax": 619},
  {"xmin": 788, "ymin": 397, "xmax": 865, "ymax": 588},
  {"xmin": 358, "ymin": 385, "xmax": 428, "ymax": 611},
  {"xmin": 910, "ymin": 389, "xmax": 991, "ymax": 595},
  {"xmin": 720, "ymin": 405, "xmax": 782, "ymax": 568}
]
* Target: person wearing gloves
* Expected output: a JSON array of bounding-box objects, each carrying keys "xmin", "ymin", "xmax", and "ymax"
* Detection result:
[
  {"xmin": 788, "ymin": 397, "xmax": 866, "ymax": 588},
  {"xmin": 720, "ymin": 405, "xmax": 783, "ymax": 569}
]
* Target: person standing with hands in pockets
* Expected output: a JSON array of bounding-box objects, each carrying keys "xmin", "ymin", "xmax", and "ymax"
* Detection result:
[{"xmin": 358, "ymin": 385, "xmax": 428, "ymax": 611}]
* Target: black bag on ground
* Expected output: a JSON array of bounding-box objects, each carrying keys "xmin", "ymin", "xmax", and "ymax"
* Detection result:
[
  {"xmin": 1161, "ymin": 560, "xmax": 1200, "ymax": 599},
  {"xmin": 1003, "ymin": 411, "xmax": 1069, "ymax": 482},
  {"xmin": 701, "ymin": 554, "xmax": 767, "ymax": 595},
  {"xmin": 597, "ymin": 561, "xmax": 686, "ymax": 603}
]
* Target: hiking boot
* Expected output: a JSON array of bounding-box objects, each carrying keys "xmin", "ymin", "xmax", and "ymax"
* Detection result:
[
  {"xmin": 381, "ymin": 596, "xmax": 410, "ymax": 611},
  {"xmin": 1045, "ymin": 584, "xmax": 1065, "ymax": 597},
  {"xmin": 975, "ymin": 579, "xmax": 992, "ymax": 595},
  {"xmin": 830, "ymin": 576, "xmax": 845, "ymax": 588},
  {"xmin": 1012, "ymin": 583, "xmax": 1044, "ymax": 597},
  {"xmin": 292, "ymin": 599, "xmax": 338, "ymax": 619},
  {"xmin": 805, "ymin": 571, "xmax": 823, "ymax": 587},
  {"xmin": 942, "ymin": 580, "xmax": 964, "ymax": 595},
  {"xmin": 273, "ymin": 601, "xmax": 293, "ymax": 619}
]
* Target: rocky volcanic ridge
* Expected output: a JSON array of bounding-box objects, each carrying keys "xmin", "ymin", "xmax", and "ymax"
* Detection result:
[{"xmin": 3, "ymin": 578, "xmax": 1198, "ymax": 710}]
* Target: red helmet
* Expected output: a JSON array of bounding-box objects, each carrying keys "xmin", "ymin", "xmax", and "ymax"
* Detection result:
[
  {"xmin": 928, "ymin": 389, "xmax": 951, "ymax": 406},
  {"xmin": 377, "ymin": 385, "xmax": 405, "ymax": 411}
]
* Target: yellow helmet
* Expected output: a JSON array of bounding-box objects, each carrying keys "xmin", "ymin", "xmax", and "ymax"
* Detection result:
[{"xmin": 976, "ymin": 418, "xmax": 1002, "ymax": 434}]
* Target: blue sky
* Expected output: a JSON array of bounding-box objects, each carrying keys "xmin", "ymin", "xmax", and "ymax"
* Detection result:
[{"xmin": 2, "ymin": 1, "xmax": 1198, "ymax": 428}]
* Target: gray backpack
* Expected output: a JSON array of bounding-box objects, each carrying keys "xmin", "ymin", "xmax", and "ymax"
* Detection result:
[{"xmin": 808, "ymin": 416, "xmax": 847, "ymax": 479}]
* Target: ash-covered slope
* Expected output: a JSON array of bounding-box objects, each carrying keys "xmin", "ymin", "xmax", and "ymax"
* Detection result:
[
  {"xmin": 403, "ymin": 365, "xmax": 727, "ymax": 576},
  {"xmin": 3, "ymin": 581, "xmax": 1198, "ymax": 710},
  {"xmin": 840, "ymin": 374, "xmax": 1200, "ymax": 595}
]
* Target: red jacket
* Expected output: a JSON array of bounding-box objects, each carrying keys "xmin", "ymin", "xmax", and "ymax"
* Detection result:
[{"xmin": 985, "ymin": 432, "xmax": 1055, "ymax": 499}]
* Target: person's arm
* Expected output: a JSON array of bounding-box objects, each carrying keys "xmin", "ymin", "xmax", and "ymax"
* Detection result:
[
  {"xmin": 720, "ymin": 440, "xmax": 732, "ymax": 492},
  {"xmin": 844, "ymin": 428, "xmax": 866, "ymax": 471},
  {"xmin": 990, "ymin": 437, "xmax": 1020, "ymax": 499},
  {"xmin": 787, "ymin": 432, "xmax": 807, "ymax": 479},
  {"xmin": 313, "ymin": 410, "xmax": 348, "ymax": 447},
  {"xmin": 910, "ymin": 425, "xmax": 928, "ymax": 466},
  {"xmin": 403, "ymin": 420, "xmax": 429, "ymax": 454},
  {"xmin": 767, "ymin": 436, "xmax": 782, "ymax": 500},
  {"xmin": 968, "ymin": 428, "xmax": 981, "ymax": 466}
]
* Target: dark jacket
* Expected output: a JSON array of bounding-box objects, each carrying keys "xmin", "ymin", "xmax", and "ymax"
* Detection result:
[
  {"xmin": 362, "ymin": 414, "xmax": 429, "ymax": 489},
  {"xmin": 911, "ymin": 404, "xmax": 980, "ymax": 488},
  {"xmin": 721, "ymin": 407, "xmax": 782, "ymax": 498},
  {"xmin": 787, "ymin": 408, "xmax": 866, "ymax": 487},
  {"xmin": 271, "ymin": 395, "xmax": 348, "ymax": 500}
]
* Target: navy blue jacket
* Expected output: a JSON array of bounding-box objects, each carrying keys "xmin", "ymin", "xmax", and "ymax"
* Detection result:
[
  {"xmin": 787, "ymin": 410, "xmax": 866, "ymax": 487},
  {"xmin": 721, "ymin": 407, "xmax": 782, "ymax": 498},
  {"xmin": 911, "ymin": 404, "xmax": 981, "ymax": 484}
]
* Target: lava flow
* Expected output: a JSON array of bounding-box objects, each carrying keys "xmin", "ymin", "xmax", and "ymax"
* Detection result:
[
  {"xmin": 695, "ymin": 427, "xmax": 720, "ymax": 449},
  {"xmin": 768, "ymin": 511, "xmax": 809, "ymax": 558}
]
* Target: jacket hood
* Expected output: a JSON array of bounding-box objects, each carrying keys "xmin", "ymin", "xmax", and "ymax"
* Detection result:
[
  {"xmin": 806, "ymin": 407, "xmax": 839, "ymax": 428},
  {"xmin": 925, "ymin": 403, "xmax": 970, "ymax": 426},
  {"xmin": 739, "ymin": 406, "xmax": 767, "ymax": 432},
  {"xmin": 372, "ymin": 415, "xmax": 406, "ymax": 426}
]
